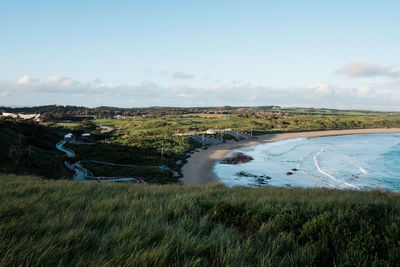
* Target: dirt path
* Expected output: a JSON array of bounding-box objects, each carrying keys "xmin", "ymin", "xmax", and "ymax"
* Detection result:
[{"xmin": 56, "ymin": 139, "xmax": 142, "ymax": 183}]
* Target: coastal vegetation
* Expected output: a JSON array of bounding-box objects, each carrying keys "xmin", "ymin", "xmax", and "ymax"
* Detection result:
[
  {"xmin": 2, "ymin": 105, "xmax": 393, "ymax": 120},
  {"xmin": 2, "ymin": 106, "xmax": 400, "ymax": 182},
  {"xmin": 0, "ymin": 118, "xmax": 67, "ymax": 178},
  {"xmin": 1, "ymin": 173, "xmax": 399, "ymax": 266}
]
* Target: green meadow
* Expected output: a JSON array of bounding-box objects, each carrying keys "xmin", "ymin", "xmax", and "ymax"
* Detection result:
[
  {"xmin": 1, "ymin": 174, "xmax": 400, "ymax": 266},
  {"xmin": 94, "ymin": 113, "xmax": 400, "ymax": 137}
]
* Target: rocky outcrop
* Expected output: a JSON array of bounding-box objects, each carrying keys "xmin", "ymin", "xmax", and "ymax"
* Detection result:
[{"xmin": 221, "ymin": 152, "xmax": 254, "ymax": 165}]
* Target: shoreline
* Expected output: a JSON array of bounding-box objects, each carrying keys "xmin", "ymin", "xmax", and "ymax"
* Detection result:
[{"xmin": 180, "ymin": 128, "xmax": 400, "ymax": 185}]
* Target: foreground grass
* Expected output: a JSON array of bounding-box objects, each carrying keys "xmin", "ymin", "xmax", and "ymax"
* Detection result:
[{"xmin": 1, "ymin": 174, "xmax": 400, "ymax": 266}]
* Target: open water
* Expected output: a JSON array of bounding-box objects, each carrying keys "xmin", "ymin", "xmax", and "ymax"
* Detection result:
[{"xmin": 213, "ymin": 133, "xmax": 400, "ymax": 191}]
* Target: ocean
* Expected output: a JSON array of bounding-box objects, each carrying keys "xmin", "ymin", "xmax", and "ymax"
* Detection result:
[{"xmin": 213, "ymin": 133, "xmax": 400, "ymax": 191}]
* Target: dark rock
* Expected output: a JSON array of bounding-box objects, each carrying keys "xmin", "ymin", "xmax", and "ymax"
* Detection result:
[
  {"xmin": 236, "ymin": 171, "xmax": 257, "ymax": 178},
  {"xmin": 221, "ymin": 152, "xmax": 254, "ymax": 165},
  {"xmin": 256, "ymin": 178, "xmax": 267, "ymax": 184}
]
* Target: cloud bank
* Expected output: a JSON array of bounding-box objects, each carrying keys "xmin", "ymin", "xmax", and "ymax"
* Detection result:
[
  {"xmin": 1, "ymin": 74, "xmax": 400, "ymax": 111},
  {"xmin": 335, "ymin": 62, "xmax": 400, "ymax": 78}
]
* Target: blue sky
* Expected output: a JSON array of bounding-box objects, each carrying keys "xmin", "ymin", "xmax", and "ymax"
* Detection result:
[{"xmin": 1, "ymin": 0, "xmax": 400, "ymax": 110}]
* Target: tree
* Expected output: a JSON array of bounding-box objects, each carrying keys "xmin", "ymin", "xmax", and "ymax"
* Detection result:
[{"xmin": 8, "ymin": 135, "xmax": 36, "ymax": 174}]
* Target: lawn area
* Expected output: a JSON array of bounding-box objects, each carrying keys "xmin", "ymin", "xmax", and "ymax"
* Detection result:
[
  {"xmin": 54, "ymin": 122, "xmax": 80, "ymax": 128},
  {"xmin": 1, "ymin": 174, "xmax": 399, "ymax": 266},
  {"xmin": 83, "ymin": 161, "xmax": 173, "ymax": 183}
]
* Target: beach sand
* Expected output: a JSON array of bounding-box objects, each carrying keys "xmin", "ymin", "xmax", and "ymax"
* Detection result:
[{"xmin": 181, "ymin": 128, "xmax": 400, "ymax": 185}]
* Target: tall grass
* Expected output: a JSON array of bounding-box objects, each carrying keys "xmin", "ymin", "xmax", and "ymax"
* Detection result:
[{"xmin": 1, "ymin": 174, "xmax": 400, "ymax": 266}]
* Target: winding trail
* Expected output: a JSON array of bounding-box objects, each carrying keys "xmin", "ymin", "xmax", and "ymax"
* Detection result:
[
  {"xmin": 56, "ymin": 139, "xmax": 144, "ymax": 183},
  {"xmin": 56, "ymin": 140, "xmax": 75, "ymax": 157}
]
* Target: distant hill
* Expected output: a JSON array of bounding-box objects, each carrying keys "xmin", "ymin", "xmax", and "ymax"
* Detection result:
[{"xmin": 2, "ymin": 105, "xmax": 398, "ymax": 120}]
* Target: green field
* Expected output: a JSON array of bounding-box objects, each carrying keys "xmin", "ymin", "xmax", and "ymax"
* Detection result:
[
  {"xmin": 84, "ymin": 161, "xmax": 173, "ymax": 183},
  {"xmin": 54, "ymin": 122, "xmax": 80, "ymax": 128},
  {"xmin": 1, "ymin": 174, "xmax": 399, "ymax": 266},
  {"xmin": 95, "ymin": 113, "xmax": 400, "ymax": 137}
]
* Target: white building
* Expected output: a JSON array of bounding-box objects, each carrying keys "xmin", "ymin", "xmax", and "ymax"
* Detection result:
[
  {"xmin": 1, "ymin": 112, "xmax": 18, "ymax": 118},
  {"xmin": 0, "ymin": 112, "xmax": 40, "ymax": 121},
  {"xmin": 206, "ymin": 129, "xmax": 216, "ymax": 134}
]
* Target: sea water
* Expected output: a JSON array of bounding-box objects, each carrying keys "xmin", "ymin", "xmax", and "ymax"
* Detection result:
[{"xmin": 213, "ymin": 133, "xmax": 400, "ymax": 191}]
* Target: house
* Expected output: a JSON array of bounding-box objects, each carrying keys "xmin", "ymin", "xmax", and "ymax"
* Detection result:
[
  {"xmin": 206, "ymin": 129, "xmax": 216, "ymax": 135},
  {"xmin": 64, "ymin": 133, "xmax": 73, "ymax": 140},
  {"xmin": 0, "ymin": 112, "xmax": 41, "ymax": 121},
  {"xmin": 1, "ymin": 112, "xmax": 18, "ymax": 118}
]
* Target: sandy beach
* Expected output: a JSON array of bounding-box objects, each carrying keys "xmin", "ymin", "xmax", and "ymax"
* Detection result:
[{"xmin": 181, "ymin": 128, "xmax": 400, "ymax": 185}]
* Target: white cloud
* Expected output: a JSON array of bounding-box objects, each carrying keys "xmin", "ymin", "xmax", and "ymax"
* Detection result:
[
  {"xmin": 2, "ymin": 75, "xmax": 400, "ymax": 111},
  {"xmin": 44, "ymin": 75, "xmax": 79, "ymax": 87},
  {"xmin": 355, "ymin": 85, "xmax": 373, "ymax": 98},
  {"xmin": 16, "ymin": 75, "xmax": 40, "ymax": 86},
  {"xmin": 16, "ymin": 75, "xmax": 32, "ymax": 85},
  {"xmin": 335, "ymin": 62, "xmax": 400, "ymax": 78},
  {"xmin": 307, "ymin": 82, "xmax": 335, "ymax": 96}
]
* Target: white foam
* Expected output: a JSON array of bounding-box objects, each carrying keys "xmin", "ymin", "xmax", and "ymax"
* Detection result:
[
  {"xmin": 359, "ymin": 167, "xmax": 368, "ymax": 175},
  {"xmin": 297, "ymin": 151, "xmax": 338, "ymax": 189},
  {"xmin": 314, "ymin": 149, "xmax": 359, "ymax": 189}
]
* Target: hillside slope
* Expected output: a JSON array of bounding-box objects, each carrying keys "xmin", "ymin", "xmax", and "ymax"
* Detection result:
[
  {"xmin": 0, "ymin": 119, "xmax": 68, "ymax": 178},
  {"xmin": 1, "ymin": 174, "xmax": 399, "ymax": 266}
]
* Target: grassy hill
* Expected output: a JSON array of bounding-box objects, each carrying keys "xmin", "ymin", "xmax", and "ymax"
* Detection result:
[
  {"xmin": 0, "ymin": 118, "xmax": 69, "ymax": 178},
  {"xmin": 1, "ymin": 174, "xmax": 399, "ymax": 266}
]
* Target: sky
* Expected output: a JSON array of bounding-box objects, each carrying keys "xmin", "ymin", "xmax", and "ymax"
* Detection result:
[{"xmin": 0, "ymin": 0, "xmax": 400, "ymax": 110}]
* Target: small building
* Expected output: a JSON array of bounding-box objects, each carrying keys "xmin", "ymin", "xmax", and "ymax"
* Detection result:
[
  {"xmin": 0, "ymin": 112, "xmax": 40, "ymax": 121},
  {"xmin": 64, "ymin": 133, "xmax": 73, "ymax": 140},
  {"xmin": 206, "ymin": 129, "xmax": 216, "ymax": 135},
  {"xmin": 1, "ymin": 112, "xmax": 18, "ymax": 118},
  {"xmin": 81, "ymin": 133, "xmax": 91, "ymax": 138}
]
